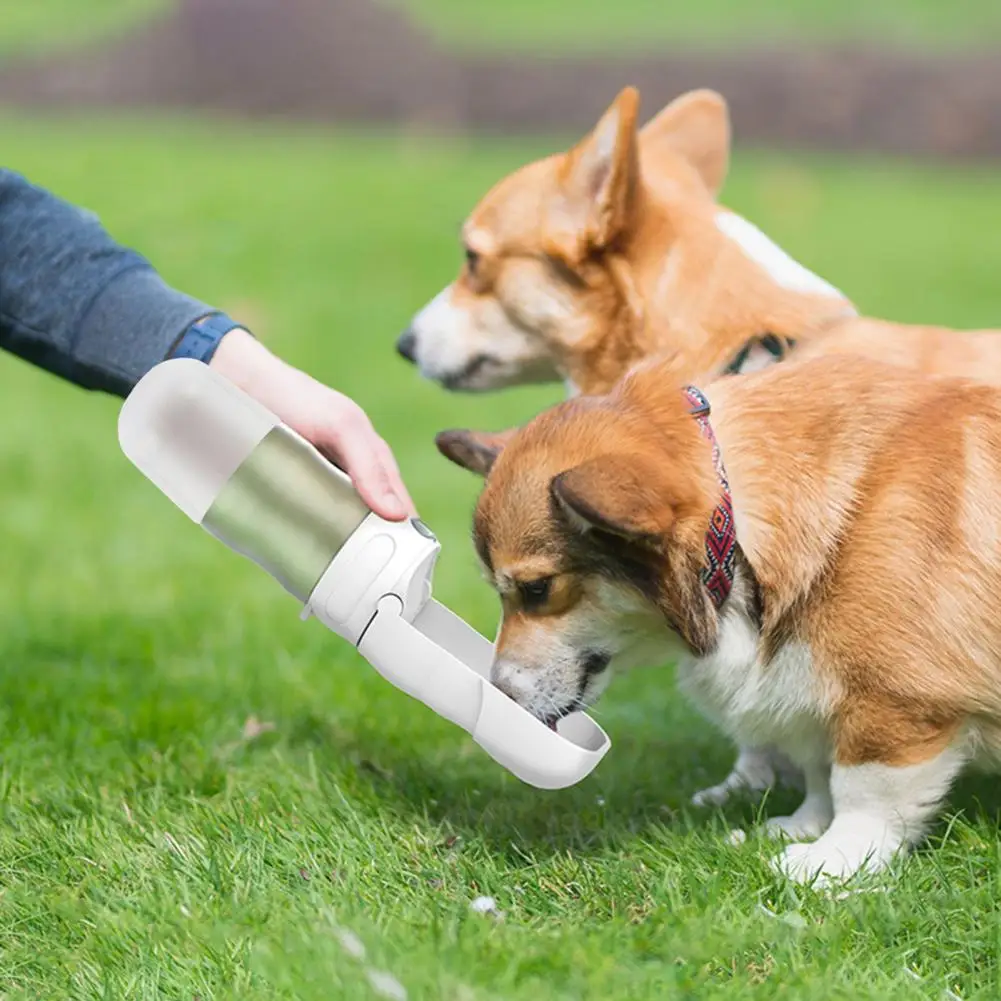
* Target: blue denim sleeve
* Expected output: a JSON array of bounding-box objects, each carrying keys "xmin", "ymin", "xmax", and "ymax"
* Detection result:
[{"xmin": 0, "ymin": 168, "xmax": 223, "ymax": 397}]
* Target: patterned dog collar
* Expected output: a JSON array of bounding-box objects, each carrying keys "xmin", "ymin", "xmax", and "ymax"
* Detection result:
[{"xmin": 683, "ymin": 386, "xmax": 737, "ymax": 608}]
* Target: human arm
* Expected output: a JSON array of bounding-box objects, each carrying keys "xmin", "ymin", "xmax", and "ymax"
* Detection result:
[{"xmin": 0, "ymin": 168, "xmax": 414, "ymax": 519}]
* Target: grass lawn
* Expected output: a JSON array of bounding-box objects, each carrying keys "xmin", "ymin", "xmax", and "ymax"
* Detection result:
[
  {"xmin": 399, "ymin": 0, "xmax": 1001, "ymax": 53},
  {"xmin": 0, "ymin": 0, "xmax": 165, "ymax": 58},
  {"xmin": 3, "ymin": 0, "xmax": 1001, "ymax": 59},
  {"xmin": 1, "ymin": 114, "xmax": 1000, "ymax": 999}
]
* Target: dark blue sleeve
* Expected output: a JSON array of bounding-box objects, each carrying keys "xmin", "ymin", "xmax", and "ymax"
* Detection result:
[{"xmin": 0, "ymin": 168, "xmax": 223, "ymax": 397}]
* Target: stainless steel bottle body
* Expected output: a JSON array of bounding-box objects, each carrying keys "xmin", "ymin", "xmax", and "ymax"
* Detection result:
[{"xmin": 201, "ymin": 425, "xmax": 370, "ymax": 602}]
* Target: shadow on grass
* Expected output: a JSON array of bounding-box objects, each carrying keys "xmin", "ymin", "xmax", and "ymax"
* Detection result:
[
  {"xmin": 5, "ymin": 627, "xmax": 1000, "ymax": 865},
  {"xmin": 288, "ymin": 709, "xmax": 1001, "ymax": 865},
  {"xmin": 950, "ymin": 771, "xmax": 1001, "ymax": 826},
  {"xmin": 283, "ymin": 708, "xmax": 810, "ymax": 861}
]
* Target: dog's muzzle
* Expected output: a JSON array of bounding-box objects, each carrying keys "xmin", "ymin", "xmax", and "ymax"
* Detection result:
[{"xmin": 441, "ymin": 354, "xmax": 494, "ymax": 390}]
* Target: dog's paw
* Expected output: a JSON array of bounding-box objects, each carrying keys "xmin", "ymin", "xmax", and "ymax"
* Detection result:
[
  {"xmin": 691, "ymin": 775, "xmax": 768, "ymax": 808},
  {"xmin": 763, "ymin": 813, "xmax": 827, "ymax": 841},
  {"xmin": 691, "ymin": 747, "xmax": 808, "ymax": 809},
  {"xmin": 691, "ymin": 780, "xmax": 739, "ymax": 808},
  {"xmin": 692, "ymin": 760, "xmax": 773, "ymax": 808},
  {"xmin": 768, "ymin": 840, "xmax": 848, "ymax": 888},
  {"xmin": 771, "ymin": 830, "xmax": 900, "ymax": 887}
]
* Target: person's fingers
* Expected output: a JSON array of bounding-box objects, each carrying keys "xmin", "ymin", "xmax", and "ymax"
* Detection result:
[
  {"xmin": 324, "ymin": 412, "xmax": 409, "ymax": 521},
  {"xmin": 374, "ymin": 438, "xmax": 418, "ymax": 517},
  {"xmin": 343, "ymin": 445, "xmax": 406, "ymax": 520}
]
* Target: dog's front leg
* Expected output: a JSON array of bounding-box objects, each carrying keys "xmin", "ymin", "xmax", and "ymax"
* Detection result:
[
  {"xmin": 773, "ymin": 721, "xmax": 966, "ymax": 886},
  {"xmin": 691, "ymin": 743, "xmax": 803, "ymax": 808}
]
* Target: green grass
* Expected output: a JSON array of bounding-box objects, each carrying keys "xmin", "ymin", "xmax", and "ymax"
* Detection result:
[
  {"xmin": 1, "ymin": 114, "xmax": 1001, "ymax": 999},
  {"xmin": 399, "ymin": 0, "xmax": 1001, "ymax": 53},
  {"xmin": 3, "ymin": 0, "xmax": 1001, "ymax": 61},
  {"xmin": 0, "ymin": 0, "xmax": 164, "ymax": 58}
]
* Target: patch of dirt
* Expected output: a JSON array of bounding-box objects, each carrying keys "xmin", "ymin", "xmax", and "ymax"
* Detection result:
[{"xmin": 1, "ymin": 0, "xmax": 1000, "ymax": 158}]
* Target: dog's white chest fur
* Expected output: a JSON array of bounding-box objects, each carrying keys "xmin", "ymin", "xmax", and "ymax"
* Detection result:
[
  {"xmin": 715, "ymin": 210, "xmax": 847, "ymax": 302},
  {"xmin": 676, "ymin": 601, "xmax": 833, "ymax": 760}
]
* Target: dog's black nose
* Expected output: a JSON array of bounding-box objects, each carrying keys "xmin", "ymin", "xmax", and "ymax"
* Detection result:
[{"xmin": 396, "ymin": 329, "xmax": 417, "ymax": 363}]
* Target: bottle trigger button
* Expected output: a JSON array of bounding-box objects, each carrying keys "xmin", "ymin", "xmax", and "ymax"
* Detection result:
[{"xmin": 410, "ymin": 518, "xmax": 436, "ymax": 541}]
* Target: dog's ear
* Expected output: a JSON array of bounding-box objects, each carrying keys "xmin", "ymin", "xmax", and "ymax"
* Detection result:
[
  {"xmin": 550, "ymin": 454, "xmax": 673, "ymax": 546},
  {"xmin": 435, "ymin": 428, "xmax": 516, "ymax": 476},
  {"xmin": 640, "ymin": 89, "xmax": 730, "ymax": 196},
  {"xmin": 558, "ymin": 86, "xmax": 641, "ymax": 250}
]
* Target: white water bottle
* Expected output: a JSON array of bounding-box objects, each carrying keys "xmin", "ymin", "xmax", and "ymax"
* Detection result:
[{"xmin": 118, "ymin": 359, "xmax": 610, "ymax": 789}]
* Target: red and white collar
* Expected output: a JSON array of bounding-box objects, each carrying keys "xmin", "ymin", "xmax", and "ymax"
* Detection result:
[{"xmin": 683, "ymin": 386, "xmax": 737, "ymax": 608}]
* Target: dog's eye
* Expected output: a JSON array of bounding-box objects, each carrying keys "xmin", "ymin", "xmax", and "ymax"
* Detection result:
[
  {"xmin": 518, "ymin": 577, "xmax": 552, "ymax": 609},
  {"xmin": 546, "ymin": 253, "xmax": 586, "ymax": 288},
  {"xmin": 464, "ymin": 247, "xmax": 480, "ymax": 274}
]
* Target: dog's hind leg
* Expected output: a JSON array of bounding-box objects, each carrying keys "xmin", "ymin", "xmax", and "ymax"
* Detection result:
[{"xmin": 691, "ymin": 744, "xmax": 804, "ymax": 808}]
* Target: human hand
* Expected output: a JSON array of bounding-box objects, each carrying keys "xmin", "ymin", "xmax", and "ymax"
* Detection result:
[{"xmin": 209, "ymin": 329, "xmax": 416, "ymax": 520}]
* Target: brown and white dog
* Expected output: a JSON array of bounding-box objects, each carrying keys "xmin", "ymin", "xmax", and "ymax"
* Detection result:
[
  {"xmin": 399, "ymin": 85, "xmax": 1001, "ymax": 808},
  {"xmin": 398, "ymin": 85, "xmax": 1001, "ymax": 398},
  {"xmin": 435, "ymin": 351, "xmax": 1001, "ymax": 884}
]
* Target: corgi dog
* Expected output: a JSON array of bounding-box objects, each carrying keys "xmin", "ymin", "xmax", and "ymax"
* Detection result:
[
  {"xmin": 396, "ymin": 86, "xmax": 859, "ymax": 397},
  {"xmin": 434, "ymin": 352, "xmax": 1001, "ymax": 884},
  {"xmin": 399, "ymin": 85, "xmax": 1001, "ymax": 808},
  {"xmin": 398, "ymin": 85, "xmax": 1001, "ymax": 398}
]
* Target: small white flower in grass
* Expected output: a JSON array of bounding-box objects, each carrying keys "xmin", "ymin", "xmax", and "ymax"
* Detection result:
[
  {"xmin": 335, "ymin": 927, "xmax": 367, "ymax": 961},
  {"xmin": 367, "ymin": 969, "xmax": 407, "ymax": 1000},
  {"xmin": 724, "ymin": 829, "xmax": 747, "ymax": 846},
  {"xmin": 596, "ymin": 796, "xmax": 606, "ymax": 807},
  {"xmin": 470, "ymin": 896, "xmax": 497, "ymax": 914}
]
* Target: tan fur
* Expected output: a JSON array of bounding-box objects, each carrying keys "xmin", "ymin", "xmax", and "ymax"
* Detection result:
[
  {"xmin": 403, "ymin": 86, "xmax": 1001, "ymax": 396},
  {"xmin": 456, "ymin": 352, "xmax": 1001, "ymax": 877},
  {"xmin": 798, "ymin": 318, "xmax": 1001, "ymax": 381},
  {"xmin": 469, "ymin": 349, "xmax": 1001, "ymax": 744},
  {"xmin": 414, "ymin": 84, "xmax": 1001, "ymax": 831}
]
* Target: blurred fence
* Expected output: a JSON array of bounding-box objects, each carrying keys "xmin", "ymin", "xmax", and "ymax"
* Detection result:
[{"xmin": 2, "ymin": 0, "xmax": 1001, "ymax": 158}]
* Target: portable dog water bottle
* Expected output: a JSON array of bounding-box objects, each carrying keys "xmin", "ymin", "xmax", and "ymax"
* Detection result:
[{"xmin": 117, "ymin": 359, "xmax": 610, "ymax": 789}]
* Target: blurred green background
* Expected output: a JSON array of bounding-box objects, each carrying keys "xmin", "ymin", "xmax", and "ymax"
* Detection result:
[
  {"xmin": 0, "ymin": 3, "xmax": 999, "ymax": 1000},
  {"xmin": 4, "ymin": 0, "xmax": 1001, "ymax": 53}
]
